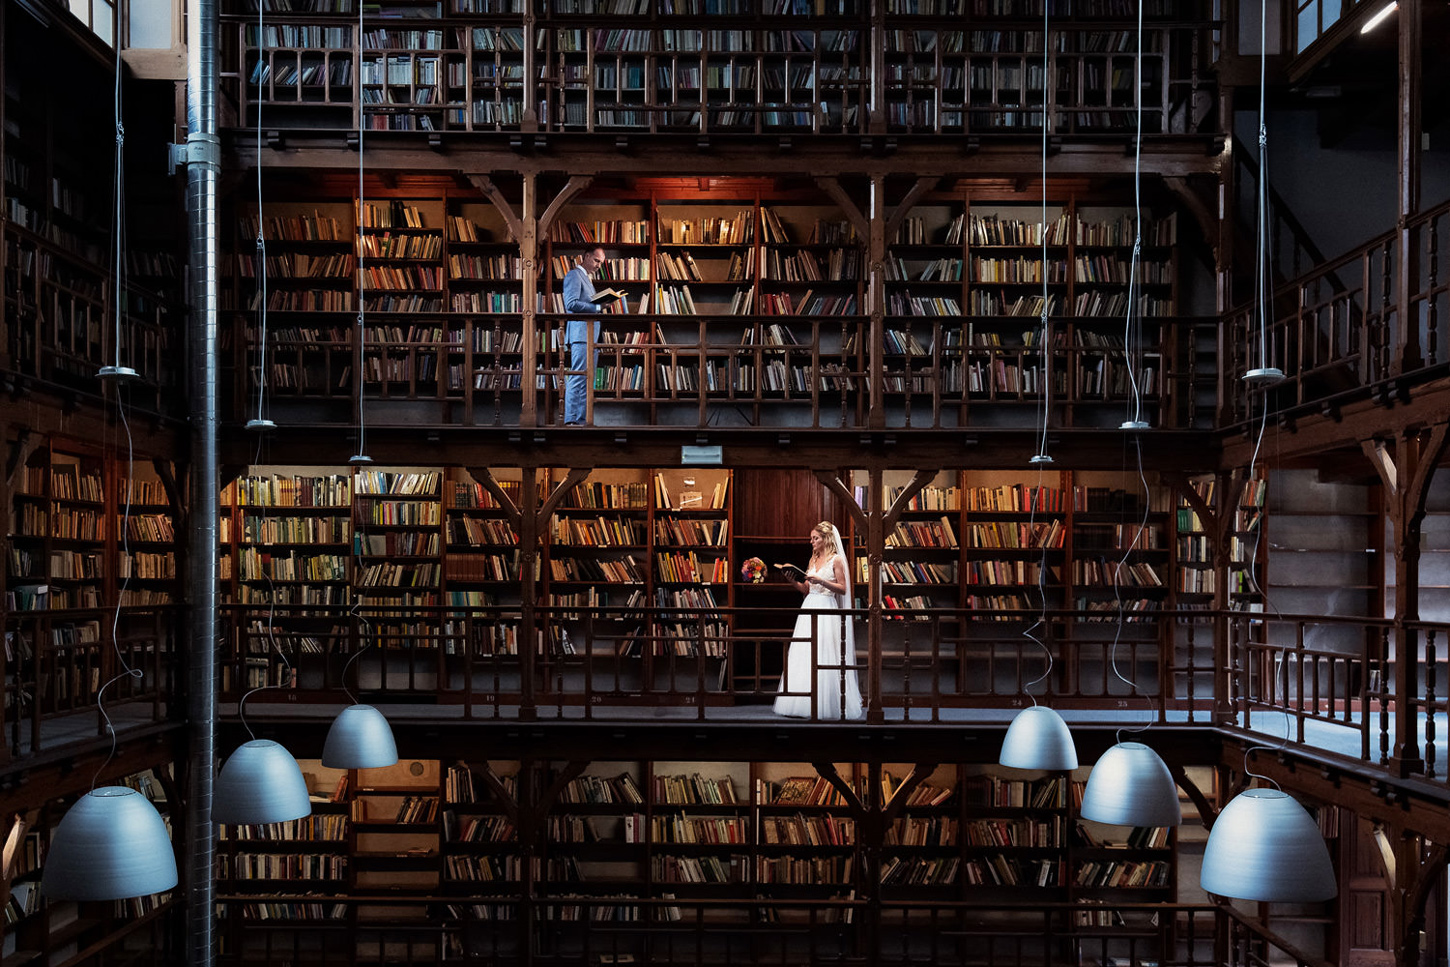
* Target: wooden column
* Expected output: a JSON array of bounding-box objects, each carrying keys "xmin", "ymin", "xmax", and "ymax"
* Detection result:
[
  {"xmin": 1363, "ymin": 425, "xmax": 1450, "ymax": 776},
  {"xmin": 1215, "ymin": 84, "xmax": 1238, "ymax": 427},
  {"xmin": 1396, "ymin": 0, "xmax": 1423, "ymax": 372}
]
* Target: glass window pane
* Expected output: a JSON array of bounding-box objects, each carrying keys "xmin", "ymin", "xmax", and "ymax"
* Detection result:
[
  {"xmin": 68, "ymin": 0, "xmax": 88, "ymax": 22},
  {"xmin": 1297, "ymin": 0, "xmax": 1319, "ymax": 51},
  {"xmin": 95, "ymin": 0, "xmax": 115, "ymax": 44},
  {"xmin": 128, "ymin": 0, "xmax": 172, "ymax": 48}
]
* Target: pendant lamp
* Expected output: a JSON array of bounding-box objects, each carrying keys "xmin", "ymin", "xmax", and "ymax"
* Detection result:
[
  {"xmin": 1079, "ymin": 741, "xmax": 1182, "ymax": 827},
  {"xmin": 1200, "ymin": 788, "xmax": 1337, "ymax": 902},
  {"xmin": 41, "ymin": 787, "xmax": 178, "ymax": 900},
  {"xmin": 213, "ymin": 739, "xmax": 313, "ymax": 825},
  {"xmin": 322, "ymin": 704, "xmax": 398, "ymax": 769},
  {"xmin": 1000, "ymin": 705, "xmax": 1079, "ymax": 771}
]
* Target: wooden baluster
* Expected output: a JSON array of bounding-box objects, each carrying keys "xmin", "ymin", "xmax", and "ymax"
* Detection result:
[
  {"xmin": 1425, "ymin": 629, "xmax": 1437, "ymax": 779},
  {"xmin": 1185, "ymin": 619, "xmax": 1197, "ymax": 724},
  {"xmin": 1427, "ymin": 218, "xmax": 1440, "ymax": 366},
  {"xmin": 1380, "ymin": 625, "xmax": 1392, "ymax": 765}
]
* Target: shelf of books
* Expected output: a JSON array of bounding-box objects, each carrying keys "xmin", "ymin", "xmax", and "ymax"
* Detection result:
[
  {"xmin": 444, "ymin": 468, "xmax": 525, "ymax": 672},
  {"xmin": 1173, "ymin": 473, "xmax": 1218, "ymax": 614},
  {"xmin": 219, "ymin": 469, "xmax": 354, "ymax": 697},
  {"xmin": 882, "ymin": 195, "xmax": 1184, "ymax": 430},
  {"xmin": 207, "ymin": 460, "xmax": 1245, "ymax": 704},
  {"xmin": 540, "ymin": 194, "xmax": 870, "ymax": 428},
  {"xmin": 238, "ymin": 202, "xmax": 357, "ymax": 415},
  {"xmin": 225, "ymin": 0, "xmax": 1213, "ymax": 137},
  {"xmin": 223, "ymin": 179, "xmax": 1214, "ymax": 431},
  {"xmin": 2, "ymin": 45, "xmax": 176, "ymax": 399},
  {"xmin": 447, "ymin": 200, "xmax": 526, "ymax": 426},
  {"xmin": 214, "ymin": 755, "xmax": 1178, "ymax": 962},
  {"xmin": 3, "ymin": 440, "xmax": 178, "ymax": 720},
  {"xmin": 351, "ymin": 467, "xmax": 446, "ymax": 683}
]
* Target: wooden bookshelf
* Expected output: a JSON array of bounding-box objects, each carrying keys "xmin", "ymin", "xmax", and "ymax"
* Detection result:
[
  {"xmin": 2, "ymin": 439, "xmax": 179, "ymax": 717},
  {"xmin": 225, "ymin": 1, "xmax": 1213, "ymax": 138},
  {"xmin": 217, "ymin": 756, "xmax": 1177, "ymax": 940},
  {"xmin": 219, "ymin": 178, "xmax": 1214, "ymax": 432}
]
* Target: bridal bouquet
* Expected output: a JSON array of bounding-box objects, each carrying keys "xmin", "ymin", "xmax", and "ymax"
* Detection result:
[{"xmin": 740, "ymin": 557, "xmax": 766, "ymax": 583}]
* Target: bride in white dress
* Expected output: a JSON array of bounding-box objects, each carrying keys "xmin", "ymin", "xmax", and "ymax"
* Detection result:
[{"xmin": 773, "ymin": 521, "xmax": 865, "ymax": 720}]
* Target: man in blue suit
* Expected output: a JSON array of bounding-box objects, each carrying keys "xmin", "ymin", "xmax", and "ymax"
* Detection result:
[{"xmin": 561, "ymin": 245, "xmax": 607, "ymax": 425}]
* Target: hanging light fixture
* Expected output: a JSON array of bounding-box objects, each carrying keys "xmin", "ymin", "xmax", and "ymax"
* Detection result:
[
  {"xmin": 1200, "ymin": 788, "xmax": 1336, "ymax": 901},
  {"xmin": 213, "ymin": 739, "xmax": 312, "ymax": 825},
  {"xmin": 1079, "ymin": 740, "xmax": 1181, "ymax": 826},
  {"xmin": 322, "ymin": 704, "xmax": 398, "ymax": 769},
  {"xmin": 41, "ymin": 788, "xmax": 178, "ymax": 900},
  {"xmin": 1000, "ymin": 705, "xmax": 1079, "ymax": 771}
]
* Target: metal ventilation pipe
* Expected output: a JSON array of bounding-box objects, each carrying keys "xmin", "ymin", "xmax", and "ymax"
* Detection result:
[{"xmin": 181, "ymin": 0, "xmax": 220, "ymax": 960}]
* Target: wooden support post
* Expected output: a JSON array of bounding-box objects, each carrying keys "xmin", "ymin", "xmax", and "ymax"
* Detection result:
[{"xmin": 1362, "ymin": 425, "xmax": 1450, "ymax": 775}]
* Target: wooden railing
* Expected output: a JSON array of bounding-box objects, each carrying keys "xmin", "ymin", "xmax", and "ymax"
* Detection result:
[
  {"xmin": 0, "ymin": 605, "xmax": 180, "ymax": 760},
  {"xmin": 246, "ymin": 312, "xmax": 1220, "ymax": 431},
  {"xmin": 214, "ymin": 599, "xmax": 1450, "ymax": 784},
  {"xmin": 217, "ymin": 602, "xmax": 1216, "ymax": 720},
  {"xmin": 211, "ymin": 896, "xmax": 1328, "ymax": 967},
  {"xmin": 224, "ymin": 18, "xmax": 1218, "ymax": 140},
  {"xmin": 1222, "ymin": 199, "xmax": 1450, "ymax": 428}
]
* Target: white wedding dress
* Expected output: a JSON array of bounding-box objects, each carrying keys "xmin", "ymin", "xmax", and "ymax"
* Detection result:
[{"xmin": 773, "ymin": 557, "xmax": 865, "ymax": 720}]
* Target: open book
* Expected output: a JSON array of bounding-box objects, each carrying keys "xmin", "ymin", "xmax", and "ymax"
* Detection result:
[
  {"xmin": 774, "ymin": 563, "xmax": 806, "ymax": 581},
  {"xmin": 590, "ymin": 288, "xmax": 626, "ymax": 304}
]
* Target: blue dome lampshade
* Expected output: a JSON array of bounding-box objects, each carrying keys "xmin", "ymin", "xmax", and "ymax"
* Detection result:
[
  {"xmin": 321, "ymin": 704, "xmax": 398, "ymax": 769},
  {"xmin": 1079, "ymin": 741, "xmax": 1182, "ymax": 827},
  {"xmin": 41, "ymin": 787, "xmax": 178, "ymax": 900},
  {"xmin": 1000, "ymin": 706, "xmax": 1079, "ymax": 771},
  {"xmin": 213, "ymin": 740, "xmax": 313, "ymax": 825},
  {"xmin": 1200, "ymin": 788, "xmax": 1338, "ymax": 902}
]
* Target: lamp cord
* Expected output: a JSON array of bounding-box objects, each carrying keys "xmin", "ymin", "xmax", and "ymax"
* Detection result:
[
  {"xmin": 90, "ymin": 44, "xmax": 142, "ymax": 793},
  {"xmin": 252, "ymin": 0, "xmax": 271, "ymax": 426},
  {"xmin": 1107, "ymin": 432, "xmax": 1156, "ymax": 741},
  {"xmin": 1253, "ymin": 0, "xmax": 1272, "ymax": 374},
  {"xmin": 354, "ymin": 0, "xmax": 369, "ymax": 461},
  {"xmin": 237, "ymin": 455, "xmax": 296, "ymax": 741},
  {"xmin": 1033, "ymin": 0, "xmax": 1051, "ymax": 461},
  {"xmin": 1121, "ymin": 0, "xmax": 1147, "ymax": 427},
  {"xmin": 92, "ymin": 399, "xmax": 143, "ymax": 791},
  {"xmin": 1015, "ymin": 0, "xmax": 1056, "ymax": 707},
  {"xmin": 110, "ymin": 42, "xmax": 127, "ymax": 370},
  {"xmin": 1020, "ymin": 463, "xmax": 1054, "ymax": 706},
  {"xmin": 1102, "ymin": 0, "xmax": 1153, "ymax": 739}
]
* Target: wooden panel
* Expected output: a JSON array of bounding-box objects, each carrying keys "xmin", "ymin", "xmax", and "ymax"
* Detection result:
[
  {"xmin": 1348, "ymin": 890, "xmax": 1386, "ymax": 949},
  {"xmin": 1342, "ymin": 814, "xmax": 1396, "ymax": 967},
  {"xmin": 733, "ymin": 469, "xmax": 848, "ymax": 540}
]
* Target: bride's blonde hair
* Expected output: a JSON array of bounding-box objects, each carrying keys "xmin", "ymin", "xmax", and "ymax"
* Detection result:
[{"xmin": 813, "ymin": 522, "xmax": 841, "ymax": 560}]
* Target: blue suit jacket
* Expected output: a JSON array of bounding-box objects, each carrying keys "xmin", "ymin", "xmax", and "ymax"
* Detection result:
[{"xmin": 562, "ymin": 264, "xmax": 598, "ymax": 343}]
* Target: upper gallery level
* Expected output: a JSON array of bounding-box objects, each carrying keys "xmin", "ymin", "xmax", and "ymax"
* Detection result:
[{"xmin": 220, "ymin": 0, "xmax": 1221, "ymax": 143}]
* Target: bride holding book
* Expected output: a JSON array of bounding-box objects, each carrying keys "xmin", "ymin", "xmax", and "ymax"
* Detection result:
[{"xmin": 772, "ymin": 521, "xmax": 865, "ymax": 721}]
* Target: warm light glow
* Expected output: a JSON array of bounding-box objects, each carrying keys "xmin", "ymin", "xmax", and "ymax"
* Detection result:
[{"xmin": 1360, "ymin": 1, "xmax": 1398, "ymax": 32}]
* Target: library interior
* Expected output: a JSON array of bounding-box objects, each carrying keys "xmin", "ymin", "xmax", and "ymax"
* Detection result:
[{"xmin": 1, "ymin": 0, "xmax": 1448, "ymax": 962}]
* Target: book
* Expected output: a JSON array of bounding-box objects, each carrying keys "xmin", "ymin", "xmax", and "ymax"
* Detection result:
[
  {"xmin": 590, "ymin": 288, "xmax": 625, "ymax": 304},
  {"xmin": 774, "ymin": 563, "xmax": 806, "ymax": 581}
]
